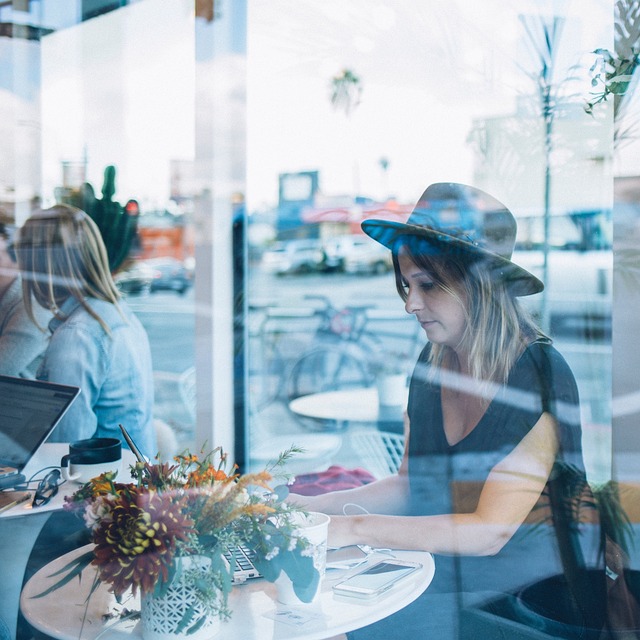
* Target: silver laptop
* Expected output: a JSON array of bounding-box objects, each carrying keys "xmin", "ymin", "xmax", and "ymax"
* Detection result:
[
  {"xmin": 0, "ymin": 375, "xmax": 80, "ymax": 489},
  {"xmin": 224, "ymin": 544, "xmax": 262, "ymax": 583}
]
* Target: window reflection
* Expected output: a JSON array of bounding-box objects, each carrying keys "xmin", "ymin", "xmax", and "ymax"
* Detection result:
[
  {"xmin": 246, "ymin": 0, "xmax": 613, "ymax": 485},
  {"xmin": 0, "ymin": 0, "xmax": 638, "ymax": 638}
]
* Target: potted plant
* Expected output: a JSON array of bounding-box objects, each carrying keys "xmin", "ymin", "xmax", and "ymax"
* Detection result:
[
  {"xmin": 463, "ymin": 464, "xmax": 640, "ymax": 639},
  {"xmin": 34, "ymin": 447, "xmax": 319, "ymax": 639},
  {"xmin": 513, "ymin": 465, "xmax": 640, "ymax": 639}
]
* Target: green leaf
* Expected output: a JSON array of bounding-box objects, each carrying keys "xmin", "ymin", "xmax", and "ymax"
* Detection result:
[
  {"xmin": 84, "ymin": 573, "xmax": 102, "ymax": 604},
  {"xmin": 153, "ymin": 561, "xmax": 177, "ymax": 599},
  {"xmin": 32, "ymin": 552, "xmax": 94, "ymax": 599},
  {"xmin": 272, "ymin": 485, "xmax": 290, "ymax": 502},
  {"xmin": 253, "ymin": 557, "xmax": 281, "ymax": 583},
  {"xmin": 45, "ymin": 551, "xmax": 93, "ymax": 578},
  {"xmin": 173, "ymin": 603, "xmax": 197, "ymax": 634},
  {"xmin": 186, "ymin": 615, "xmax": 207, "ymax": 636}
]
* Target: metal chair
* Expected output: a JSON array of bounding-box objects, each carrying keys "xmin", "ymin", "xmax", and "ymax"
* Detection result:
[{"xmin": 351, "ymin": 430, "xmax": 405, "ymax": 479}]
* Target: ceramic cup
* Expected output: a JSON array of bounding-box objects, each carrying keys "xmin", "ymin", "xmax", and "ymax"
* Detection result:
[
  {"xmin": 275, "ymin": 511, "xmax": 331, "ymax": 605},
  {"xmin": 61, "ymin": 437, "xmax": 122, "ymax": 483},
  {"xmin": 376, "ymin": 374, "xmax": 407, "ymax": 406}
]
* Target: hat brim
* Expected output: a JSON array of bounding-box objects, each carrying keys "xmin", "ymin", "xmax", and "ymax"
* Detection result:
[{"xmin": 362, "ymin": 218, "xmax": 543, "ymax": 297}]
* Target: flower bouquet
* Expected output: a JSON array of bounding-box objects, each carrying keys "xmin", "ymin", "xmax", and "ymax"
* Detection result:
[{"xmin": 36, "ymin": 447, "xmax": 320, "ymax": 638}]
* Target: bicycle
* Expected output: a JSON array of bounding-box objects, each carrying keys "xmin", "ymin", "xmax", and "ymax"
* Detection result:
[
  {"xmin": 247, "ymin": 301, "xmax": 319, "ymax": 412},
  {"xmin": 248, "ymin": 294, "xmax": 425, "ymax": 430},
  {"xmin": 285, "ymin": 296, "xmax": 381, "ymax": 400},
  {"xmin": 249, "ymin": 295, "xmax": 423, "ymax": 429}
]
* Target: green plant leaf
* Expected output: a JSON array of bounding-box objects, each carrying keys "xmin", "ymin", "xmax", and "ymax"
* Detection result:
[
  {"xmin": 153, "ymin": 560, "xmax": 177, "ymax": 599},
  {"xmin": 186, "ymin": 614, "xmax": 207, "ymax": 635},
  {"xmin": 32, "ymin": 552, "xmax": 94, "ymax": 598},
  {"xmin": 173, "ymin": 603, "xmax": 197, "ymax": 634},
  {"xmin": 45, "ymin": 551, "xmax": 93, "ymax": 578}
]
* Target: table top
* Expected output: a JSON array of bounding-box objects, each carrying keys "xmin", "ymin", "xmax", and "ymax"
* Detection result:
[
  {"xmin": 289, "ymin": 387, "xmax": 407, "ymax": 423},
  {"xmin": 0, "ymin": 443, "xmax": 138, "ymax": 519},
  {"xmin": 21, "ymin": 545, "xmax": 435, "ymax": 640}
]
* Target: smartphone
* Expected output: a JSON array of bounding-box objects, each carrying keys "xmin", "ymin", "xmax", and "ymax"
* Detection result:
[
  {"xmin": 326, "ymin": 545, "xmax": 370, "ymax": 570},
  {"xmin": 332, "ymin": 559, "xmax": 422, "ymax": 600}
]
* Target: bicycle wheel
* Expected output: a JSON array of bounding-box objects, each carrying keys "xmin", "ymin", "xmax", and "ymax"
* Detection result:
[
  {"xmin": 248, "ymin": 332, "xmax": 286, "ymax": 412},
  {"xmin": 287, "ymin": 344, "xmax": 373, "ymax": 402}
]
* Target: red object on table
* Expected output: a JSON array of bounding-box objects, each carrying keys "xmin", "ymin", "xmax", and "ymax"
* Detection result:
[{"xmin": 290, "ymin": 465, "xmax": 376, "ymax": 496}]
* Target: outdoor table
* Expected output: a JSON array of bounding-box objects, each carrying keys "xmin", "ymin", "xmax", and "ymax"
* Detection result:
[{"xmin": 21, "ymin": 544, "xmax": 435, "ymax": 640}]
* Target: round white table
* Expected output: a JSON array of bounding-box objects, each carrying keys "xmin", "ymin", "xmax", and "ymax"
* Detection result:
[
  {"xmin": 21, "ymin": 545, "xmax": 435, "ymax": 640},
  {"xmin": 288, "ymin": 388, "xmax": 407, "ymax": 431}
]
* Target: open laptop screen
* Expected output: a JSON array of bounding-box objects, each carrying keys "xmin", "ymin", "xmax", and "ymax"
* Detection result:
[{"xmin": 0, "ymin": 375, "xmax": 80, "ymax": 473}]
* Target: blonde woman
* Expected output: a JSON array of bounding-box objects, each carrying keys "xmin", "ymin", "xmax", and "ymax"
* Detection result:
[
  {"xmin": 16, "ymin": 204, "xmax": 156, "ymax": 457},
  {"xmin": 290, "ymin": 184, "xmax": 597, "ymax": 639}
]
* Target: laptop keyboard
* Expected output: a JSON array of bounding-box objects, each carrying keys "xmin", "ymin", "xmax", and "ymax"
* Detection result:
[{"xmin": 224, "ymin": 545, "xmax": 262, "ymax": 583}]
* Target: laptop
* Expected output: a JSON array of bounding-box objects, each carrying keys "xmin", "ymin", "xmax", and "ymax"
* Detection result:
[
  {"xmin": 224, "ymin": 544, "xmax": 262, "ymax": 584},
  {"xmin": 0, "ymin": 375, "xmax": 81, "ymax": 490}
]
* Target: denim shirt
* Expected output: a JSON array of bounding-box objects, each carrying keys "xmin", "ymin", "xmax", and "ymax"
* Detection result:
[{"xmin": 38, "ymin": 296, "xmax": 156, "ymax": 458}]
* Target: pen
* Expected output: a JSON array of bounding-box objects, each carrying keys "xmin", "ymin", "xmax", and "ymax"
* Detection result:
[
  {"xmin": 118, "ymin": 423, "xmax": 147, "ymax": 463},
  {"xmin": 0, "ymin": 491, "xmax": 31, "ymax": 514}
]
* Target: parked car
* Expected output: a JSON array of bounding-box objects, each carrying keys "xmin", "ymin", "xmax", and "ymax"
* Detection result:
[
  {"xmin": 146, "ymin": 257, "xmax": 193, "ymax": 294},
  {"xmin": 261, "ymin": 239, "xmax": 324, "ymax": 275},
  {"xmin": 113, "ymin": 260, "xmax": 155, "ymax": 295},
  {"xmin": 322, "ymin": 235, "xmax": 392, "ymax": 275},
  {"xmin": 511, "ymin": 209, "xmax": 612, "ymax": 334},
  {"xmin": 512, "ymin": 249, "xmax": 612, "ymax": 334}
]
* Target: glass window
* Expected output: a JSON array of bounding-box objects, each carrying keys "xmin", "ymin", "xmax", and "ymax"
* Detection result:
[
  {"xmin": 245, "ymin": 1, "xmax": 614, "ymax": 488},
  {"xmin": 3, "ymin": 2, "xmax": 640, "ymax": 639}
]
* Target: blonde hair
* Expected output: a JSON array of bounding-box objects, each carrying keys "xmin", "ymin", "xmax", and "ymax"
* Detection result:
[
  {"xmin": 16, "ymin": 204, "xmax": 121, "ymax": 333},
  {"xmin": 392, "ymin": 236, "xmax": 547, "ymax": 387}
]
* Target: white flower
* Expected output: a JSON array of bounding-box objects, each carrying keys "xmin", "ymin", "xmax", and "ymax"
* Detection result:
[
  {"xmin": 83, "ymin": 496, "xmax": 112, "ymax": 530},
  {"xmin": 265, "ymin": 547, "xmax": 280, "ymax": 561}
]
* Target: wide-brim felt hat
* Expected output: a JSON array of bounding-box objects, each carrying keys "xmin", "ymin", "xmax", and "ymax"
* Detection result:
[{"xmin": 362, "ymin": 182, "xmax": 543, "ymax": 297}]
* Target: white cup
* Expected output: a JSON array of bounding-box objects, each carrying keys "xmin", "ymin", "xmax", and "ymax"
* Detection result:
[
  {"xmin": 60, "ymin": 437, "xmax": 122, "ymax": 484},
  {"xmin": 275, "ymin": 511, "xmax": 331, "ymax": 605}
]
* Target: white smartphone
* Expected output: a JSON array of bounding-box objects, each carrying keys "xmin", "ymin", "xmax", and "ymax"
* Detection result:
[{"xmin": 332, "ymin": 559, "xmax": 422, "ymax": 600}]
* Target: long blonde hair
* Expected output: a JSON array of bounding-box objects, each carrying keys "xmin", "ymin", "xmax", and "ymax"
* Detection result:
[
  {"xmin": 392, "ymin": 235, "xmax": 547, "ymax": 386},
  {"xmin": 16, "ymin": 204, "xmax": 121, "ymax": 333}
]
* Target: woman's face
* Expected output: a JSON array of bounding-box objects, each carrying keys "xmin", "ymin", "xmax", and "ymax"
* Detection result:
[{"xmin": 398, "ymin": 249, "xmax": 468, "ymax": 351}]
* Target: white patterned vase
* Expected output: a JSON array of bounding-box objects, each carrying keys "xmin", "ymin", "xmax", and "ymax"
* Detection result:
[{"xmin": 140, "ymin": 556, "xmax": 221, "ymax": 640}]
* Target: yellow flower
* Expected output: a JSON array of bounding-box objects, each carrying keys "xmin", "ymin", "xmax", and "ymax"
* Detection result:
[{"xmin": 92, "ymin": 487, "xmax": 194, "ymax": 596}]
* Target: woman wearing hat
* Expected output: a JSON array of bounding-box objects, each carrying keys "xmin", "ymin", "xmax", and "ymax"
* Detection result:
[{"xmin": 290, "ymin": 184, "xmax": 596, "ymax": 637}]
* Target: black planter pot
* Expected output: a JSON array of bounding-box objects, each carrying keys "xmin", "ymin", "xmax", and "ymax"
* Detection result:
[{"xmin": 514, "ymin": 570, "xmax": 640, "ymax": 639}]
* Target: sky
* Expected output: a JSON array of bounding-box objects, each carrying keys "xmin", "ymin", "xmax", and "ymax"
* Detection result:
[
  {"xmin": 245, "ymin": 0, "xmax": 613, "ymax": 211},
  {"xmin": 0, "ymin": 0, "xmax": 622, "ymax": 214}
]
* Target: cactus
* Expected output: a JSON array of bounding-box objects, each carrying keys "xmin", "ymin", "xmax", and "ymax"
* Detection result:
[
  {"xmin": 77, "ymin": 166, "xmax": 138, "ymax": 274},
  {"xmin": 57, "ymin": 165, "xmax": 140, "ymax": 273}
]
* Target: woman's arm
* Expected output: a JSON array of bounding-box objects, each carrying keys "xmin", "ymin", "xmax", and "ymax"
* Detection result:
[
  {"xmin": 288, "ymin": 471, "xmax": 411, "ymax": 515},
  {"xmin": 324, "ymin": 411, "xmax": 559, "ymax": 554}
]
